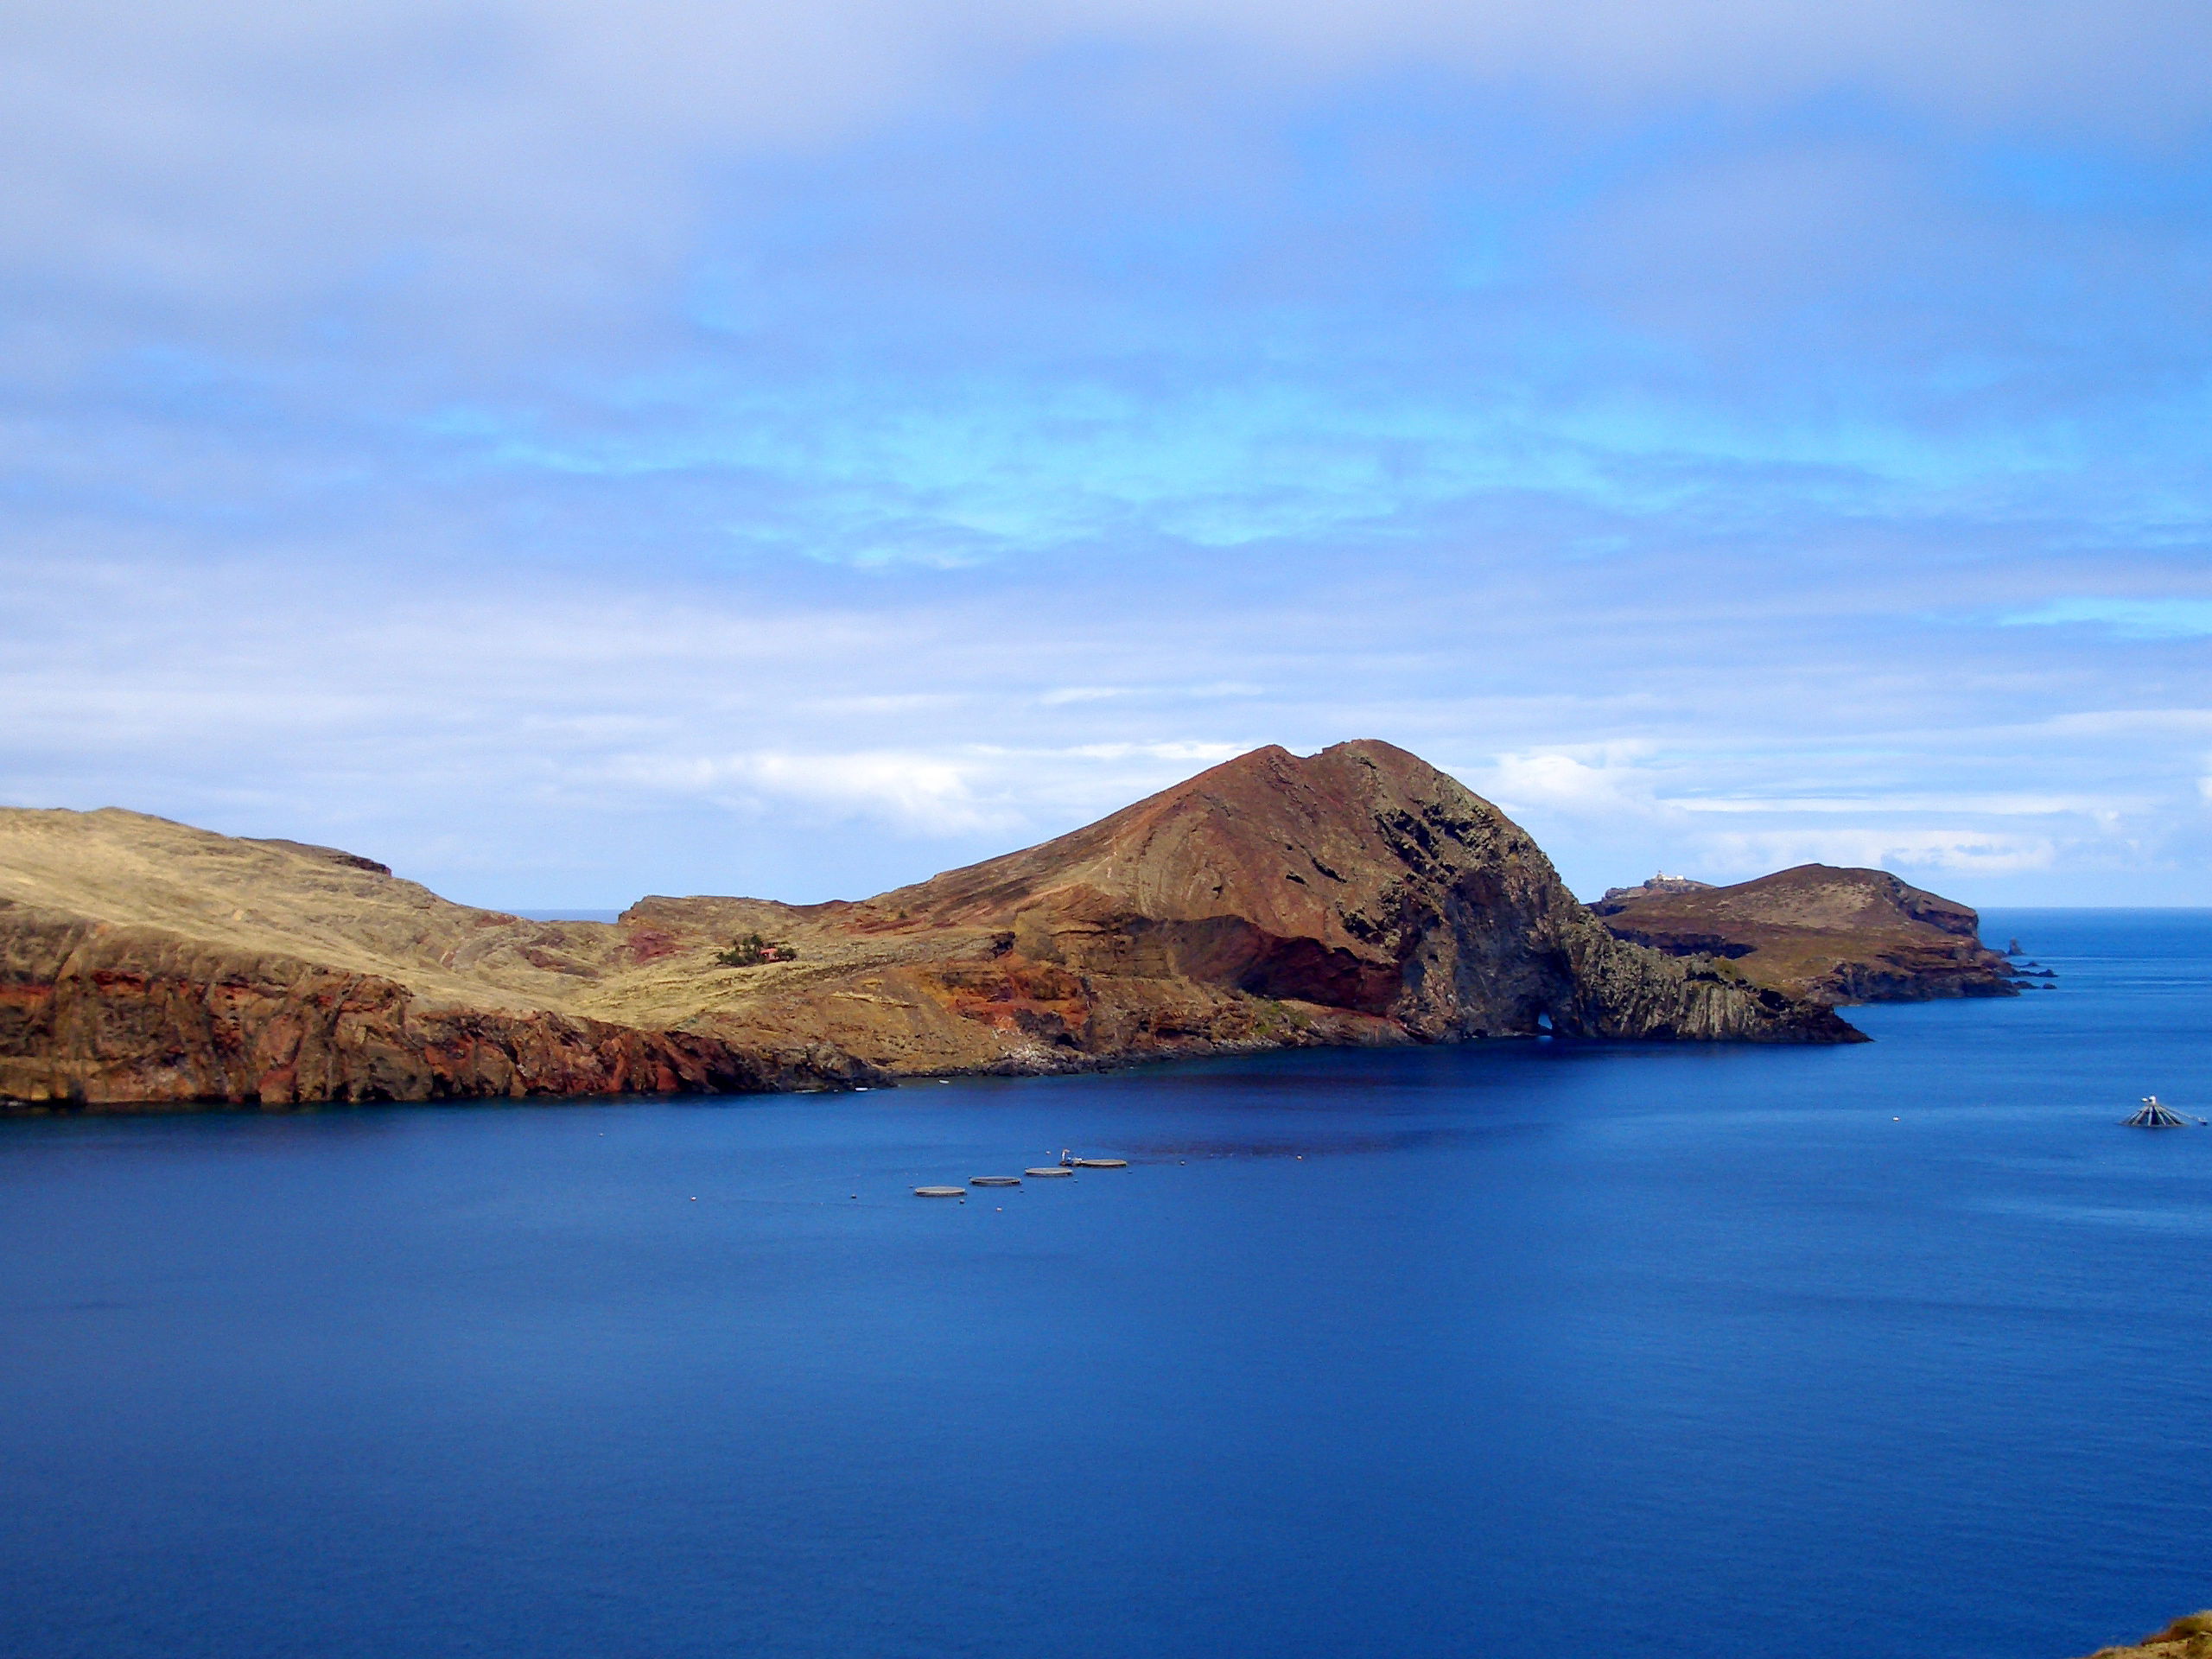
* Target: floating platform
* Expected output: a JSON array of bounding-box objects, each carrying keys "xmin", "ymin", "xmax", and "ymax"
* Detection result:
[
  {"xmin": 913, "ymin": 1185, "xmax": 966, "ymax": 1197},
  {"xmin": 1025, "ymin": 1166, "xmax": 1074, "ymax": 1178},
  {"xmin": 2123, "ymin": 1096, "xmax": 2196, "ymax": 1128},
  {"xmin": 1066, "ymin": 1157, "xmax": 1129, "ymax": 1168},
  {"xmin": 970, "ymin": 1176, "xmax": 1020, "ymax": 1186}
]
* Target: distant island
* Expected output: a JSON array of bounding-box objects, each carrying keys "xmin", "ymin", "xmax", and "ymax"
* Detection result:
[
  {"xmin": 1591, "ymin": 864, "xmax": 2029, "ymax": 1003},
  {"xmin": 1, "ymin": 740, "xmax": 1883, "ymax": 1112}
]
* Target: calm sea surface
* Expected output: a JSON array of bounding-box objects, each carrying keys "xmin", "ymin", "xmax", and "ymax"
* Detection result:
[{"xmin": 4, "ymin": 910, "xmax": 2210, "ymax": 1659}]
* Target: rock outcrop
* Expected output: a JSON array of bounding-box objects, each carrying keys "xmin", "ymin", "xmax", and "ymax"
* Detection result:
[
  {"xmin": 2082, "ymin": 1612, "xmax": 2212, "ymax": 1658},
  {"xmin": 0, "ymin": 741, "xmax": 1861, "ymax": 1112},
  {"xmin": 1590, "ymin": 863, "xmax": 2023, "ymax": 1004}
]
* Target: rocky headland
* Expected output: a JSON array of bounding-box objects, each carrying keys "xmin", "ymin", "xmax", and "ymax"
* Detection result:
[
  {"xmin": 0, "ymin": 741, "xmax": 1862, "ymax": 1112},
  {"xmin": 1591, "ymin": 863, "xmax": 2024, "ymax": 1004}
]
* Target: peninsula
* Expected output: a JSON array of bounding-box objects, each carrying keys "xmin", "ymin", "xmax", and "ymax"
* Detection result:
[
  {"xmin": 1591, "ymin": 863, "xmax": 2024, "ymax": 1003},
  {"xmin": 1, "ymin": 741, "xmax": 1860, "ymax": 1111}
]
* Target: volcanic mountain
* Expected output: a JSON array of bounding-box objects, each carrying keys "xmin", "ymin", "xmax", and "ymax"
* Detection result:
[
  {"xmin": 0, "ymin": 741, "xmax": 1859, "ymax": 1111},
  {"xmin": 1590, "ymin": 863, "xmax": 2022, "ymax": 1003}
]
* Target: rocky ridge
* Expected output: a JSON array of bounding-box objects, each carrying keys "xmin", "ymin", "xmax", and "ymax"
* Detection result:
[
  {"xmin": 1590, "ymin": 863, "xmax": 2023, "ymax": 1003},
  {"xmin": 1, "ymin": 741, "xmax": 1860, "ymax": 1111}
]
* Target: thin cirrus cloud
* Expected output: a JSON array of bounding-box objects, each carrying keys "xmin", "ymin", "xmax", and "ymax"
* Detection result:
[
  {"xmin": 2000, "ymin": 599, "xmax": 2212, "ymax": 638},
  {"xmin": 2, "ymin": 1, "xmax": 2211, "ymax": 905}
]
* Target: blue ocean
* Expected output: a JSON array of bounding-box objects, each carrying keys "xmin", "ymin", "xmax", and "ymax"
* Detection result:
[{"xmin": 4, "ymin": 910, "xmax": 2209, "ymax": 1659}]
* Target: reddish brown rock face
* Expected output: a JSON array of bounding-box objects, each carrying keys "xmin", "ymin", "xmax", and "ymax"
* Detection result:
[
  {"xmin": 861, "ymin": 741, "xmax": 1860, "ymax": 1048},
  {"xmin": 623, "ymin": 928, "xmax": 683, "ymax": 964},
  {"xmin": 0, "ymin": 912, "xmax": 871, "ymax": 1109},
  {"xmin": 0, "ymin": 741, "xmax": 1859, "ymax": 1113}
]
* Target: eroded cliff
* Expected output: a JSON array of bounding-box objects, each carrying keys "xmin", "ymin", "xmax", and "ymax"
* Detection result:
[{"xmin": 1591, "ymin": 863, "xmax": 2022, "ymax": 1004}]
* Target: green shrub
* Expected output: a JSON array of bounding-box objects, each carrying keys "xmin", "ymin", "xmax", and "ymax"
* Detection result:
[{"xmin": 715, "ymin": 932, "xmax": 797, "ymax": 968}]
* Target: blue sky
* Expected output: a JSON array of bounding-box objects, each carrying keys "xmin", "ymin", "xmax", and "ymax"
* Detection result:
[{"xmin": 5, "ymin": 0, "xmax": 2212, "ymax": 906}]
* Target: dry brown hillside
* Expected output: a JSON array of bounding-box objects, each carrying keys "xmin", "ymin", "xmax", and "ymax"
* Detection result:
[
  {"xmin": 1592, "ymin": 863, "xmax": 2023, "ymax": 1003},
  {"xmin": 0, "ymin": 741, "xmax": 1859, "ymax": 1111}
]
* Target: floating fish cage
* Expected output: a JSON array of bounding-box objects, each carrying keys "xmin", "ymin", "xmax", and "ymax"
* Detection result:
[{"xmin": 2123, "ymin": 1096, "xmax": 2196, "ymax": 1128}]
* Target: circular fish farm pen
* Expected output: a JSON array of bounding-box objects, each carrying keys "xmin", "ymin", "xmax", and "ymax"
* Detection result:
[
  {"xmin": 2122, "ymin": 1096, "xmax": 2200, "ymax": 1128},
  {"xmin": 912, "ymin": 1186, "xmax": 966, "ymax": 1198}
]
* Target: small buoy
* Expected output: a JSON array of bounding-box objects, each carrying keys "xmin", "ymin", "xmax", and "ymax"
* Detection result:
[
  {"xmin": 690, "ymin": 1196, "xmax": 697, "ymax": 1201},
  {"xmin": 1025, "ymin": 1166, "xmax": 1074, "ymax": 1179},
  {"xmin": 1067, "ymin": 1157, "xmax": 1128, "ymax": 1168},
  {"xmin": 970, "ymin": 1176, "xmax": 1020, "ymax": 1187},
  {"xmin": 913, "ymin": 1185, "xmax": 965, "ymax": 1197}
]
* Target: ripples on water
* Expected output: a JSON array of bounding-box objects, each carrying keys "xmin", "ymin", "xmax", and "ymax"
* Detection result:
[{"xmin": 3, "ymin": 909, "xmax": 2209, "ymax": 1659}]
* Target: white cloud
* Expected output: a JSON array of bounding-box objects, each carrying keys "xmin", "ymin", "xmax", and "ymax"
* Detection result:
[
  {"xmin": 1697, "ymin": 828, "xmax": 2059, "ymax": 875},
  {"xmin": 4, "ymin": 0, "xmax": 2206, "ymax": 342},
  {"xmin": 1470, "ymin": 747, "xmax": 1668, "ymax": 818},
  {"xmin": 1447, "ymin": 736, "xmax": 2198, "ymax": 899},
  {"xmin": 1066, "ymin": 741, "xmax": 1249, "ymax": 763},
  {"xmin": 1999, "ymin": 599, "xmax": 2212, "ymax": 639},
  {"xmin": 2033, "ymin": 709, "xmax": 2212, "ymax": 739},
  {"xmin": 1669, "ymin": 792, "xmax": 2133, "ymax": 817},
  {"xmin": 606, "ymin": 750, "xmax": 1013, "ymax": 836},
  {"xmin": 588, "ymin": 739, "xmax": 1269, "ymax": 839},
  {"xmin": 7, "ymin": 3, "xmax": 2212, "ymax": 914},
  {"xmin": 3, "ymin": 531, "xmax": 2209, "ymax": 904}
]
